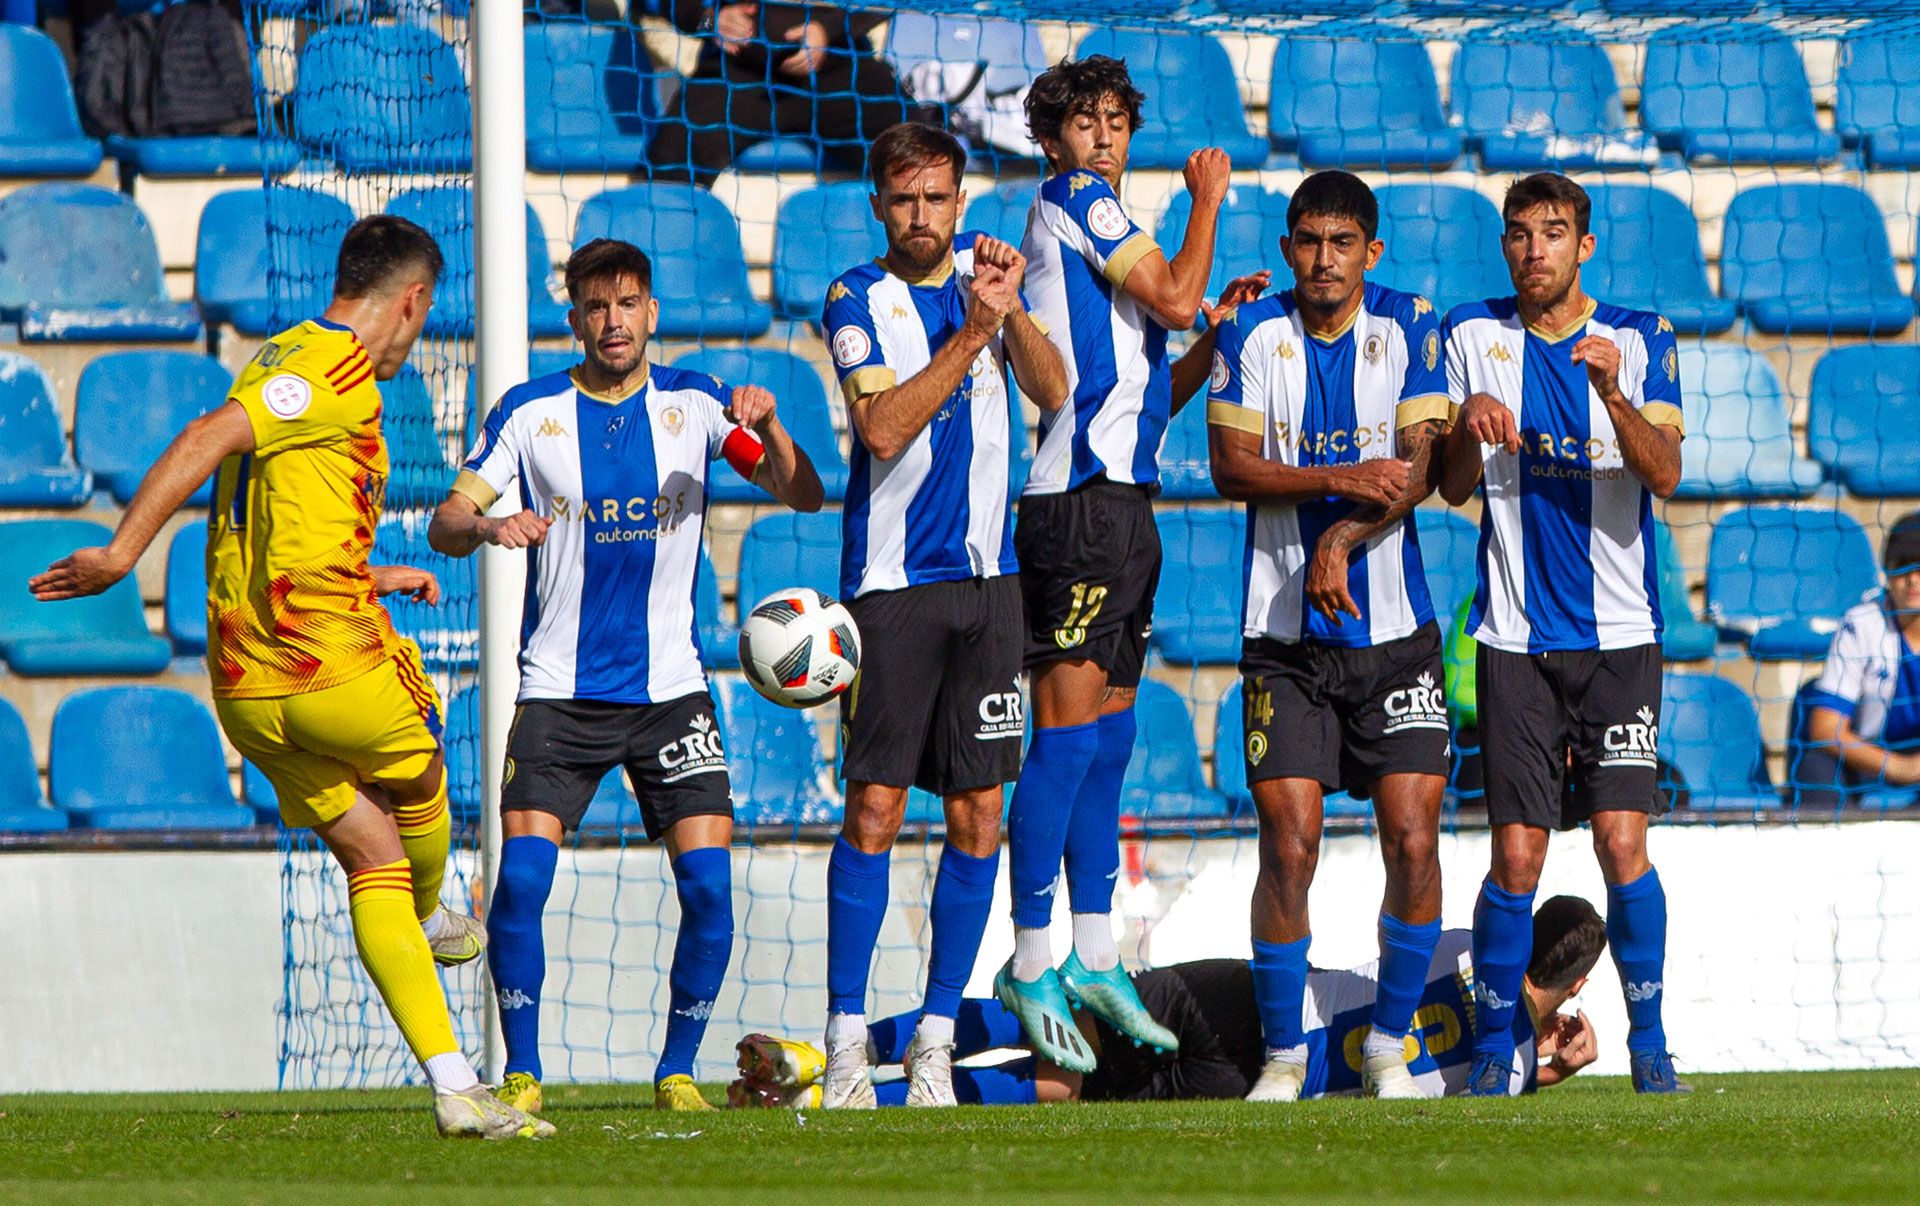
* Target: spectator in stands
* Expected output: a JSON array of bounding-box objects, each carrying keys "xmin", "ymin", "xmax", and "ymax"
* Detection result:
[
  {"xmin": 648, "ymin": 0, "xmax": 926, "ymax": 186},
  {"xmin": 1791, "ymin": 512, "xmax": 1920, "ymax": 810}
]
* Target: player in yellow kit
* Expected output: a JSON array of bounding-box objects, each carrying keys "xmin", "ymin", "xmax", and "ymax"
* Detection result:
[{"xmin": 29, "ymin": 216, "xmax": 550, "ymax": 1140}]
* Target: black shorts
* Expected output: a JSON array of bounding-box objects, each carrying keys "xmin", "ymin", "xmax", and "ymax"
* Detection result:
[
  {"xmin": 501, "ymin": 693, "xmax": 733, "ymax": 838},
  {"xmin": 1016, "ymin": 480, "xmax": 1161, "ymax": 687},
  {"xmin": 1478, "ymin": 643, "xmax": 1664, "ymax": 830},
  {"xmin": 1080, "ymin": 959, "xmax": 1265, "ymax": 1103},
  {"xmin": 840, "ymin": 576, "xmax": 1024, "ymax": 795},
  {"xmin": 1238, "ymin": 624, "xmax": 1452, "ymax": 799}
]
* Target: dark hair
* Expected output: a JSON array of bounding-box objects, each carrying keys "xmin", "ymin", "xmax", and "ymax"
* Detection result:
[
  {"xmin": 333, "ymin": 215, "xmax": 443, "ymax": 299},
  {"xmin": 1025, "ymin": 54, "xmax": 1145, "ymax": 151},
  {"xmin": 1528, "ymin": 895, "xmax": 1608, "ymax": 992},
  {"xmin": 1287, "ymin": 170, "xmax": 1379, "ymax": 241},
  {"xmin": 1503, "ymin": 172, "xmax": 1591, "ymax": 238},
  {"xmin": 564, "ymin": 238, "xmax": 653, "ymax": 303},
  {"xmin": 1884, "ymin": 511, "xmax": 1920, "ymax": 571},
  {"xmin": 868, "ymin": 121, "xmax": 966, "ymax": 188}
]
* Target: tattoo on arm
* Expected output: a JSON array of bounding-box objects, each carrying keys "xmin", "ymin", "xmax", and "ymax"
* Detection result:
[{"xmin": 1318, "ymin": 419, "xmax": 1445, "ymax": 553}]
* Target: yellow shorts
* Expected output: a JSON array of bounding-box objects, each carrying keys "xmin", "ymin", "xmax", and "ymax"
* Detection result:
[{"xmin": 216, "ymin": 641, "xmax": 445, "ymax": 830}]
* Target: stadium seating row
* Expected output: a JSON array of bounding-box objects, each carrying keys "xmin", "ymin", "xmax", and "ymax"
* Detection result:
[{"xmin": 8, "ymin": 21, "xmax": 1919, "ymax": 179}]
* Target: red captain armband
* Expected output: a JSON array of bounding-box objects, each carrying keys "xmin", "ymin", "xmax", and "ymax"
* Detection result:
[{"xmin": 722, "ymin": 426, "xmax": 766, "ymax": 481}]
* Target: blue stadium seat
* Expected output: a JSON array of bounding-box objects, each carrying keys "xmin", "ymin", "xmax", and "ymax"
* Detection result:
[
  {"xmin": 1155, "ymin": 392, "xmax": 1217, "ymax": 501},
  {"xmin": 1151, "ymin": 509, "xmax": 1245, "ymax": 666},
  {"xmin": 1415, "ymin": 507, "xmax": 1479, "ymax": 626},
  {"xmin": 1836, "ymin": 30, "xmax": 1920, "ymax": 169},
  {"xmin": 290, "ymin": 24, "xmax": 473, "ymax": 171},
  {"xmin": 105, "ymin": 135, "xmax": 297, "ymax": 179},
  {"xmin": 444, "ymin": 685, "xmax": 482, "ymax": 823},
  {"xmin": 1673, "ymin": 345, "xmax": 1823, "ymax": 500},
  {"xmin": 1268, "ymin": 34, "xmax": 1461, "ymax": 170},
  {"xmin": 195, "ymin": 187, "xmax": 356, "ymax": 337},
  {"xmin": 1640, "ymin": 26, "xmax": 1840, "ymax": 165},
  {"xmin": 1581, "ymin": 184, "xmax": 1737, "ymax": 335},
  {"xmin": 732, "ymin": 137, "xmax": 829, "ymax": 174},
  {"xmin": 0, "ymin": 25, "xmax": 102, "ymax": 175},
  {"xmin": 1450, "ymin": 34, "xmax": 1655, "ymax": 171},
  {"xmin": 712, "ymin": 676, "xmax": 840, "ymax": 828},
  {"xmin": 524, "ymin": 21, "xmax": 660, "ymax": 173},
  {"xmin": 0, "ymin": 351, "xmax": 91, "ymax": 506},
  {"xmin": 963, "ymin": 181, "xmax": 1038, "ymax": 247},
  {"xmin": 1156, "ymin": 185, "xmax": 1296, "ymax": 308},
  {"xmin": 1706, "ymin": 506, "xmax": 1877, "ymax": 660},
  {"xmin": 696, "ymin": 546, "xmax": 740, "ymax": 670},
  {"xmin": 378, "ymin": 367, "xmax": 455, "ymax": 509},
  {"xmin": 773, "ymin": 184, "xmax": 888, "ymax": 321},
  {"xmin": 0, "ymin": 184, "xmax": 200, "ymax": 341},
  {"xmin": 49, "ymin": 686, "xmax": 253, "ymax": 829},
  {"xmin": 385, "ymin": 188, "xmax": 570, "ymax": 339},
  {"xmin": 1122, "ymin": 680, "xmax": 1229, "ymax": 820},
  {"xmin": 1212, "ymin": 681, "xmax": 1367, "ymax": 819},
  {"xmin": 75, "ymin": 351, "xmax": 228, "ymax": 505},
  {"xmin": 885, "ymin": 13, "xmax": 1047, "ymax": 106},
  {"xmin": 1809, "ymin": 346, "xmax": 1920, "ymax": 497},
  {"xmin": 242, "ymin": 758, "xmax": 279, "ymax": 825},
  {"xmin": 1074, "ymin": 30, "xmax": 1268, "ymax": 169},
  {"xmin": 671, "ymin": 346, "xmax": 849, "ymax": 502},
  {"xmin": 0, "ymin": 519, "xmax": 171, "ymax": 675},
  {"xmin": 1659, "ymin": 673, "xmax": 1779, "ymax": 813},
  {"xmin": 735, "ymin": 511, "xmax": 842, "ymax": 616},
  {"xmin": 574, "ymin": 186, "xmax": 772, "ymax": 339},
  {"xmin": 371, "ymin": 508, "xmax": 477, "ymax": 671},
  {"xmin": 1720, "ymin": 184, "xmax": 1911, "ymax": 336},
  {"xmin": 166, "ymin": 522, "xmax": 208, "ymax": 656},
  {"xmin": 0, "ymin": 697, "xmax": 65, "ymax": 832},
  {"xmin": 1652, "ymin": 519, "xmax": 1716, "ymax": 662},
  {"xmin": 1372, "ymin": 184, "xmax": 1509, "ymax": 312}
]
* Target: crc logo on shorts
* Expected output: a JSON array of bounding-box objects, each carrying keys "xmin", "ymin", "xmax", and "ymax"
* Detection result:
[
  {"xmin": 1209, "ymin": 350, "xmax": 1230, "ymax": 394},
  {"xmin": 1087, "ymin": 197, "xmax": 1129, "ymax": 241},
  {"xmin": 976, "ymin": 689, "xmax": 1024, "ymax": 741},
  {"xmin": 832, "ymin": 325, "xmax": 872, "ymax": 368},
  {"xmin": 1382, "ymin": 671, "xmax": 1448, "ymax": 734},
  {"xmin": 658, "ymin": 710, "xmax": 728, "ymax": 783},
  {"xmin": 1600, "ymin": 706, "xmax": 1659, "ymax": 769},
  {"xmin": 262, "ymin": 373, "xmax": 311, "ymax": 419}
]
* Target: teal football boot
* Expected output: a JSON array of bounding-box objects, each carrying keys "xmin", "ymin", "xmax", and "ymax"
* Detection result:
[
  {"xmin": 1058, "ymin": 950, "xmax": 1180, "ymax": 1054},
  {"xmin": 993, "ymin": 960, "xmax": 1096, "ymax": 1073}
]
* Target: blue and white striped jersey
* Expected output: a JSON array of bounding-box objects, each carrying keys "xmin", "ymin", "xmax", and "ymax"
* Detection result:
[
  {"xmin": 1020, "ymin": 169, "xmax": 1171, "ymax": 495},
  {"xmin": 453, "ymin": 363, "xmax": 764, "ymax": 705},
  {"xmin": 1809, "ymin": 598, "xmax": 1920, "ymax": 746},
  {"xmin": 1206, "ymin": 282, "xmax": 1452, "ymax": 648},
  {"xmin": 1444, "ymin": 297, "xmax": 1685, "ymax": 654},
  {"xmin": 822, "ymin": 230, "xmax": 1020, "ymax": 600}
]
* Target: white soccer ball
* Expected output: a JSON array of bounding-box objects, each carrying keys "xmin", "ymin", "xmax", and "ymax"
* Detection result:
[{"xmin": 738, "ymin": 587, "xmax": 862, "ymax": 709}]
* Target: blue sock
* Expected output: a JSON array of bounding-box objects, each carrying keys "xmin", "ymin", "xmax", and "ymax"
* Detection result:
[
  {"xmin": 868, "ymin": 996, "xmax": 1026, "ymax": 1064},
  {"xmin": 1607, "ymin": 867, "xmax": 1669, "ymax": 1055},
  {"xmin": 1251, "ymin": 936, "xmax": 1312, "ymax": 1050},
  {"xmin": 655, "ymin": 846, "xmax": 733, "ymax": 1083},
  {"xmin": 1064, "ymin": 709, "xmax": 1133, "ymax": 913},
  {"xmin": 1470, "ymin": 878, "xmax": 1536, "ymax": 1060},
  {"xmin": 1007, "ymin": 722, "xmax": 1100, "ymax": 929},
  {"xmin": 874, "ymin": 1060, "xmax": 1039, "ymax": 1107},
  {"xmin": 1372, "ymin": 912, "xmax": 1443, "ymax": 1041},
  {"xmin": 826, "ymin": 837, "xmax": 891, "ymax": 1015},
  {"xmin": 924, "ymin": 846, "xmax": 998, "ymax": 1018},
  {"xmin": 487, "ymin": 834, "xmax": 557, "ymax": 1080}
]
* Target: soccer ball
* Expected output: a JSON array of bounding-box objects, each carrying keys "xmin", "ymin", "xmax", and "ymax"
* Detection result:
[{"xmin": 738, "ymin": 587, "xmax": 862, "ymax": 709}]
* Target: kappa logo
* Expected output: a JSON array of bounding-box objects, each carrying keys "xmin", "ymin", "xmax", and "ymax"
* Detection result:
[
  {"xmin": 1383, "ymin": 671, "xmax": 1448, "ymax": 734},
  {"xmin": 1656, "ymin": 315, "xmax": 1674, "ymax": 335},
  {"xmin": 1274, "ymin": 340, "xmax": 1297, "ymax": 361},
  {"xmin": 1476, "ymin": 982, "xmax": 1516, "ymax": 1012},
  {"xmin": 890, "ymin": 304, "xmax": 910, "ymax": 320},
  {"xmin": 1488, "ymin": 342, "xmax": 1515, "ymax": 364},
  {"xmin": 1067, "ymin": 172, "xmax": 1097, "ymax": 196},
  {"xmin": 1601, "ymin": 706, "xmax": 1659, "ymax": 769},
  {"xmin": 498, "ymin": 988, "xmax": 535, "ymax": 1010},
  {"xmin": 534, "ymin": 417, "xmax": 569, "ymax": 438},
  {"xmin": 1412, "ymin": 296, "xmax": 1434, "ymax": 318},
  {"xmin": 1624, "ymin": 979, "xmax": 1664, "ymax": 1003},
  {"xmin": 673, "ymin": 999, "xmax": 716, "ymax": 1021},
  {"xmin": 827, "ymin": 281, "xmax": 851, "ymax": 304}
]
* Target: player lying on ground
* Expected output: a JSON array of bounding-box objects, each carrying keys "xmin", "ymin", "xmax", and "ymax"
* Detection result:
[
  {"xmin": 30, "ymin": 217, "xmax": 549, "ymax": 1140},
  {"xmin": 817, "ymin": 121, "xmax": 1067, "ymax": 1108},
  {"xmin": 429, "ymin": 237, "xmax": 822, "ymax": 1114},
  {"xmin": 732, "ymin": 895, "xmax": 1605, "ymax": 1106},
  {"xmin": 1207, "ymin": 169, "xmax": 1453, "ymax": 1102},
  {"xmin": 1438, "ymin": 172, "xmax": 1688, "ymax": 1095}
]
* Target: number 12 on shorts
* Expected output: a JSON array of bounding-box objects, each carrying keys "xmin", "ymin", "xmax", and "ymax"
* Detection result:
[{"xmin": 1056, "ymin": 582, "xmax": 1109, "ymax": 649}]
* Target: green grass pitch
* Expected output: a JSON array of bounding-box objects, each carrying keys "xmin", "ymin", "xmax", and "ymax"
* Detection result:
[{"xmin": 4, "ymin": 1071, "xmax": 1918, "ymax": 1203}]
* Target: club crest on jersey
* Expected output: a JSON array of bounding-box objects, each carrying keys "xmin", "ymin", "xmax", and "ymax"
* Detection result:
[
  {"xmin": 662, "ymin": 405, "xmax": 685, "ymax": 436},
  {"xmin": 1663, "ymin": 347, "xmax": 1678, "ymax": 382},
  {"xmin": 833, "ymin": 325, "xmax": 872, "ymax": 368},
  {"xmin": 1209, "ymin": 350, "xmax": 1230, "ymax": 394},
  {"xmin": 1383, "ymin": 671, "xmax": 1448, "ymax": 734},
  {"xmin": 1600, "ymin": 706, "xmax": 1659, "ymax": 768},
  {"xmin": 1423, "ymin": 330, "xmax": 1440, "ymax": 371},
  {"xmin": 1087, "ymin": 197, "xmax": 1129, "ymax": 241},
  {"xmin": 1364, "ymin": 333, "xmax": 1384, "ymax": 364},
  {"xmin": 262, "ymin": 373, "xmax": 311, "ymax": 419},
  {"xmin": 1246, "ymin": 730, "xmax": 1268, "ymax": 767},
  {"xmin": 659, "ymin": 710, "xmax": 727, "ymax": 783}
]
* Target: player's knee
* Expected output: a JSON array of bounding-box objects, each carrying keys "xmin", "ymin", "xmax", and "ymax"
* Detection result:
[
  {"xmin": 1381, "ymin": 825, "xmax": 1439, "ymax": 876},
  {"xmin": 1258, "ymin": 828, "xmax": 1318, "ymax": 877},
  {"xmin": 842, "ymin": 787, "xmax": 907, "ymax": 850},
  {"xmin": 1592, "ymin": 824, "xmax": 1648, "ymax": 881}
]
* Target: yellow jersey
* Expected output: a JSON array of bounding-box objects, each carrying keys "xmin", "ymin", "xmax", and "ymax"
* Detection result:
[{"xmin": 206, "ymin": 319, "xmax": 404, "ymax": 699}]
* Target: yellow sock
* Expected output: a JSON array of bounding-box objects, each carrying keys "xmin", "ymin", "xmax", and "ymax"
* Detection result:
[
  {"xmin": 392, "ymin": 775, "xmax": 451, "ymax": 923},
  {"xmin": 347, "ymin": 858, "xmax": 460, "ymax": 1064}
]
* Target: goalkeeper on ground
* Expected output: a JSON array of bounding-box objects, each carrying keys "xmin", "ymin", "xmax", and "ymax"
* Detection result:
[{"xmin": 732, "ymin": 895, "xmax": 1605, "ymax": 1106}]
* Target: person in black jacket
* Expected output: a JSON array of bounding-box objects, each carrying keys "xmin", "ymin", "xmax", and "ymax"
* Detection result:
[{"xmin": 648, "ymin": 0, "xmax": 926, "ymax": 185}]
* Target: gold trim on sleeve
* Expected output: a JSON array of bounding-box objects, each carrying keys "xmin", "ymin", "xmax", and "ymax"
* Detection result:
[
  {"xmin": 1395, "ymin": 394, "xmax": 1454, "ymax": 429},
  {"xmin": 1640, "ymin": 402, "xmax": 1685, "ymax": 434},
  {"xmin": 1206, "ymin": 401, "xmax": 1265, "ymax": 434},
  {"xmin": 1101, "ymin": 232, "xmax": 1158, "ymax": 288},
  {"xmin": 839, "ymin": 365, "xmax": 898, "ymax": 405},
  {"xmin": 449, "ymin": 469, "xmax": 500, "ymax": 513}
]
